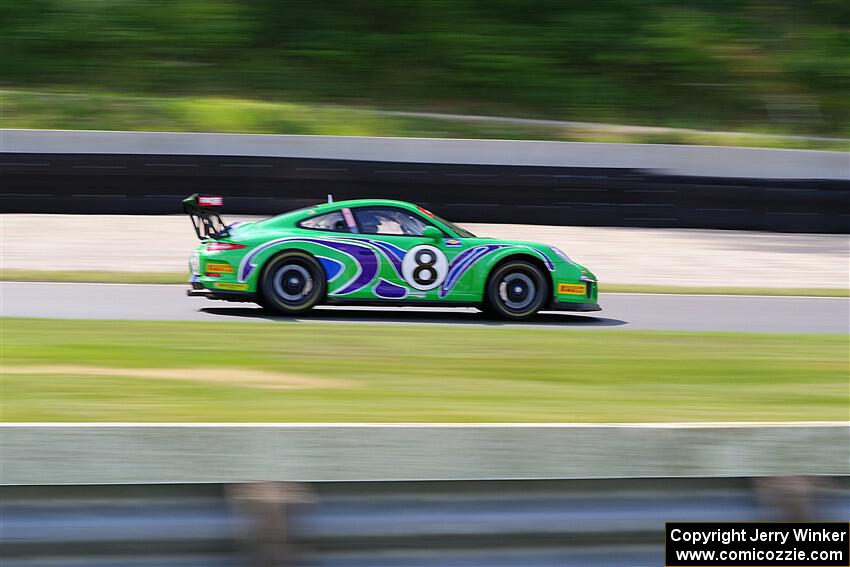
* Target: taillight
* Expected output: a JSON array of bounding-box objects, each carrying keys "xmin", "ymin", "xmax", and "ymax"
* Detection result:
[{"xmin": 206, "ymin": 242, "xmax": 247, "ymax": 251}]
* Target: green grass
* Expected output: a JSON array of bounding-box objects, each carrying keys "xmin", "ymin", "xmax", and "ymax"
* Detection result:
[
  {"xmin": 4, "ymin": 90, "xmax": 846, "ymax": 151},
  {"xmin": 3, "ymin": 269, "xmax": 846, "ymax": 297},
  {"xmin": 602, "ymin": 284, "xmax": 849, "ymax": 298},
  {"xmin": 0, "ymin": 270, "xmax": 188, "ymax": 285},
  {"xmin": 4, "ymin": 2, "xmax": 849, "ymax": 138},
  {"xmin": 1, "ymin": 318, "xmax": 846, "ymax": 422}
]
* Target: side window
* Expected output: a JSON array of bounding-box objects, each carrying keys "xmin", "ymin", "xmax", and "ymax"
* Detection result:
[
  {"xmin": 298, "ymin": 211, "xmax": 350, "ymax": 233},
  {"xmin": 353, "ymin": 207, "xmax": 435, "ymax": 236}
]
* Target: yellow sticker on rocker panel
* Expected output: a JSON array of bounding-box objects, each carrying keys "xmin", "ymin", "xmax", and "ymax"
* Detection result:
[
  {"xmin": 205, "ymin": 262, "xmax": 233, "ymax": 273},
  {"xmin": 213, "ymin": 282, "xmax": 248, "ymax": 291},
  {"xmin": 558, "ymin": 283, "xmax": 587, "ymax": 295}
]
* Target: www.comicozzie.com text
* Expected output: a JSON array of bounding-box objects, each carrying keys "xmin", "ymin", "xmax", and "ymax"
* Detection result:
[{"xmin": 670, "ymin": 527, "xmax": 847, "ymax": 546}]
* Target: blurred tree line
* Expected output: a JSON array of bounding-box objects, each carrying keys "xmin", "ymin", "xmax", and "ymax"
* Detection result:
[{"xmin": 1, "ymin": 0, "xmax": 848, "ymax": 135}]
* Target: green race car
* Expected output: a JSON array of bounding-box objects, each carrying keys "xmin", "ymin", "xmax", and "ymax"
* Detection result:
[{"xmin": 185, "ymin": 194, "xmax": 599, "ymax": 320}]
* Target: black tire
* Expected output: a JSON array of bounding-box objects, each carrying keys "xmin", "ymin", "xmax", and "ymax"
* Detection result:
[
  {"xmin": 484, "ymin": 260, "xmax": 548, "ymax": 320},
  {"xmin": 258, "ymin": 251, "xmax": 326, "ymax": 315}
]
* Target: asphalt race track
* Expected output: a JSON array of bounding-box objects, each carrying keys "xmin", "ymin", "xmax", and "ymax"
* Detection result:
[{"xmin": 2, "ymin": 282, "xmax": 847, "ymax": 333}]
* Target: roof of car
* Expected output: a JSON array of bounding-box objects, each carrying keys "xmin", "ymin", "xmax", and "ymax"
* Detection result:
[
  {"xmin": 259, "ymin": 198, "xmax": 465, "ymax": 236},
  {"xmin": 305, "ymin": 198, "xmax": 420, "ymax": 213}
]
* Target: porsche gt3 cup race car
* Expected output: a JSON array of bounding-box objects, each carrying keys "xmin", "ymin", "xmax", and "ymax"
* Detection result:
[{"xmin": 184, "ymin": 194, "xmax": 599, "ymax": 320}]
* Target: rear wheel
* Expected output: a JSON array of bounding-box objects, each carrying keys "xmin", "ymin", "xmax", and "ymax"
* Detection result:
[
  {"xmin": 258, "ymin": 251, "xmax": 326, "ymax": 315},
  {"xmin": 484, "ymin": 260, "xmax": 548, "ymax": 320}
]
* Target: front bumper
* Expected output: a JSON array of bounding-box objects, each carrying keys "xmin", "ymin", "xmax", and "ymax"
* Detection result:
[{"xmin": 549, "ymin": 274, "xmax": 599, "ymax": 311}]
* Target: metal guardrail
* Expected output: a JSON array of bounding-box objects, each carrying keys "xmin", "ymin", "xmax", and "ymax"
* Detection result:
[
  {"xmin": 2, "ymin": 424, "xmax": 848, "ymax": 485},
  {"xmin": 1, "ymin": 130, "xmax": 848, "ymax": 232},
  {"xmin": 2, "ymin": 477, "xmax": 849, "ymax": 567},
  {"xmin": 2, "ymin": 425, "xmax": 847, "ymax": 565}
]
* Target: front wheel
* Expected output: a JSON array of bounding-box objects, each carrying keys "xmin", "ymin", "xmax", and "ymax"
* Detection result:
[
  {"xmin": 258, "ymin": 251, "xmax": 326, "ymax": 315},
  {"xmin": 484, "ymin": 260, "xmax": 548, "ymax": 320}
]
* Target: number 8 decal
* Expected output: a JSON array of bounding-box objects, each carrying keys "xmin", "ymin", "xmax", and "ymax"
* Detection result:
[{"xmin": 402, "ymin": 245, "xmax": 448, "ymax": 291}]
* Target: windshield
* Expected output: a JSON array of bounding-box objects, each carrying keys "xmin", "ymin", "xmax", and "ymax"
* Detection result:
[{"xmin": 434, "ymin": 214, "xmax": 476, "ymax": 238}]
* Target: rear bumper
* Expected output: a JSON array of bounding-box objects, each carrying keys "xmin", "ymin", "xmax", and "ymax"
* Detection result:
[
  {"xmin": 187, "ymin": 284, "xmax": 256, "ymax": 303},
  {"xmin": 548, "ymin": 300, "xmax": 601, "ymax": 312}
]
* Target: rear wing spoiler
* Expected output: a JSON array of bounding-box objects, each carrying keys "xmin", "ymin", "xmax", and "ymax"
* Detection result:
[{"xmin": 182, "ymin": 194, "xmax": 230, "ymax": 240}]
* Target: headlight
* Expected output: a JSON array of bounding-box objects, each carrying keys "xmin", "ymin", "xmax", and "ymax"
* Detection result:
[{"xmin": 549, "ymin": 245, "xmax": 573, "ymax": 263}]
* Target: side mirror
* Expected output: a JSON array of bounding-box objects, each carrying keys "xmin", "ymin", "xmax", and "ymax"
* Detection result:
[{"xmin": 423, "ymin": 226, "xmax": 442, "ymax": 242}]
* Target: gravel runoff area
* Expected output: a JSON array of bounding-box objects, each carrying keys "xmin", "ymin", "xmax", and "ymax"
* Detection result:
[{"xmin": 1, "ymin": 214, "xmax": 848, "ymax": 288}]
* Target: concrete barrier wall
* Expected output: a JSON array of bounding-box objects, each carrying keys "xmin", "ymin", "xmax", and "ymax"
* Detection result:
[
  {"xmin": 3, "ymin": 129, "xmax": 847, "ymax": 180},
  {"xmin": 2, "ymin": 424, "xmax": 847, "ymax": 485},
  {"xmin": 2, "ymin": 130, "xmax": 848, "ymax": 232}
]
